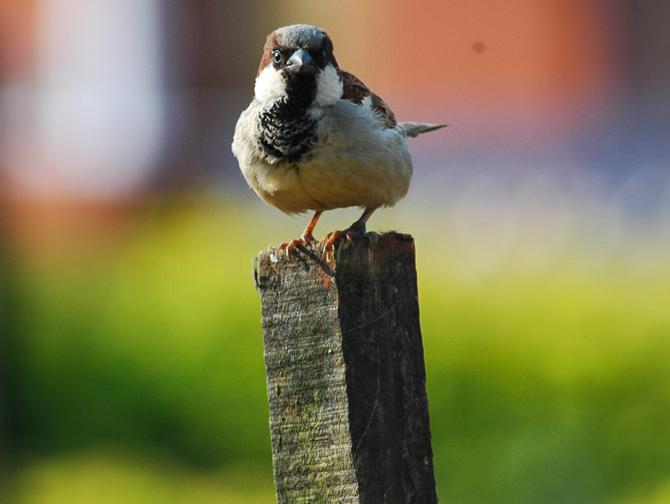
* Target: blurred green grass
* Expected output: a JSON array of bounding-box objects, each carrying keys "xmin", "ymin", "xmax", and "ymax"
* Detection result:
[
  {"xmin": 12, "ymin": 454, "xmax": 275, "ymax": 504},
  {"xmin": 5, "ymin": 200, "xmax": 670, "ymax": 503}
]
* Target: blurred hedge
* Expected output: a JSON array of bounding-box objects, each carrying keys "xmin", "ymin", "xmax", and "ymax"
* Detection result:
[{"xmin": 4, "ymin": 202, "xmax": 670, "ymax": 503}]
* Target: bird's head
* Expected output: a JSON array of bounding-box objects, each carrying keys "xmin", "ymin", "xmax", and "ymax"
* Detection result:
[{"xmin": 254, "ymin": 25, "xmax": 343, "ymax": 108}]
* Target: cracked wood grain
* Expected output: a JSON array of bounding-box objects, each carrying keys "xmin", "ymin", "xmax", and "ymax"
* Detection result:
[{"xmin": 255, "ymin": 232, "xmax": 437, "ymax": 504}]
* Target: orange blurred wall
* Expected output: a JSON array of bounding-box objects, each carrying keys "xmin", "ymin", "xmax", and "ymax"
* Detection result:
[{"xmin": 379, "ymin": 0, "xmax": 617, "ymax": 104}]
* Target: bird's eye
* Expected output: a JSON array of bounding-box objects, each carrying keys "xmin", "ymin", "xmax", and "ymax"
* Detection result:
[
  {"xmin": 314, "ymin": 50, "xmax": 327, "ymax": 65},
  {"xmin": 272, "ymin": 50, "xmax": 282, "ymax": 65}
]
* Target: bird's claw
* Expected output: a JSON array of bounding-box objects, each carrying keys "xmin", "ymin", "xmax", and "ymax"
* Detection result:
[
  {"xmin": 321, "ymin": 224, "xmax": 365, "ymax": 268},
  {"xmin": 277, "ymin": 233, "xmax": 316, "ymax": 259}
]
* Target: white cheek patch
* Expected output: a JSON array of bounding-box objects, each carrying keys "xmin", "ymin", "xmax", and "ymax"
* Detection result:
[
  {"xmin": 254, "ymin": 65, "xmax": 287, "ymax": 103},
  {"xmin": 314, "ymin": 64, "xmax": 343, "ymax": 106}
]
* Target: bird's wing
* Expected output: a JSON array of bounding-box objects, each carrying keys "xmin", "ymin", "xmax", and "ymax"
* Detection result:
[{"xmin": 340, "ymin": 70, "xmax": 397, "ymax": 129}]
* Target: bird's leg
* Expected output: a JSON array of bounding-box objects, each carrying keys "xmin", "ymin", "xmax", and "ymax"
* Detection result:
[
  {"xmin": 278, "ymin": 210, "xmax": 323, "ymax": 257},
  {"xmin": 323, "ymin": 207, "xmax": 377, "ymax": 263},
  {"xmin": 301, "ymin": 210, "xmax": 322, "ymax": 243}
]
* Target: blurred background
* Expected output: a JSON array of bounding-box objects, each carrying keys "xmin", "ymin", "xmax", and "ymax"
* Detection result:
[{"xmin": 1, "ymin": 0, "xmax": 670, "ymax": 502}]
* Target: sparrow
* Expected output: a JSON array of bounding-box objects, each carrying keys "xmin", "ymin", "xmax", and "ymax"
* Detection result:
[{"xmin": 232, "ymin": 24, "xmax": 444, "ymax": 258}]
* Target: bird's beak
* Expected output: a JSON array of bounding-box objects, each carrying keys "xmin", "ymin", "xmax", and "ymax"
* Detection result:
[{"xmin": 285, "ymin": 48, "xmax": 317, "ymax": 75}]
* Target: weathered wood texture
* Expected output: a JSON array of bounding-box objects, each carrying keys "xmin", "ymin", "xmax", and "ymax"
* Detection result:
[{"xmin": 254, "ymin": 232, "xmax": 437, "ymax": 503}]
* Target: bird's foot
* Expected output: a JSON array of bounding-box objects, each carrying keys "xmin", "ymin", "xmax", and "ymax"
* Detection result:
[
  {"xmin": 278, "ymin": 232, "xmax": 316, "ymax": 259},
  {"xmin": 321, "ymin": 221, "xmax": 366, "ymax": 268}
]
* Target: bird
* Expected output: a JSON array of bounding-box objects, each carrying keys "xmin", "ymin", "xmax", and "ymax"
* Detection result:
[{"xmin": 232, "ymin": 24, "xmax": 444, "ymax": 258}]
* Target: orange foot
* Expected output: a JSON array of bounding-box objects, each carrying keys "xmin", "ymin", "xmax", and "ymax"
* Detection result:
[
  {"xmin": 322, "ymin": 221, "xmax": 366, "ymax": 268},
  {"xmin": 278, "ymin": 232, "xmax": 316, "ymax": 259}
]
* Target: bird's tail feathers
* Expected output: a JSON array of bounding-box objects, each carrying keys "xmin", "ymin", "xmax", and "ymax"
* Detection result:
[{"xmin": 399, "ymin": 122, "xmax": 448, "ymax": 138}]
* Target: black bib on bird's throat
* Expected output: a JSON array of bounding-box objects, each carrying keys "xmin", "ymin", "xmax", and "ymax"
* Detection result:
[{"xmin": 258, "ymin": 73, "xmax": 318, "ymax": 163}]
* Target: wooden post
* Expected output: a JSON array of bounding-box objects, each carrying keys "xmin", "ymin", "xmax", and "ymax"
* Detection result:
[{"xmin": 254, "ymin": 232, "xmax": 438, "ymax": 503}]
